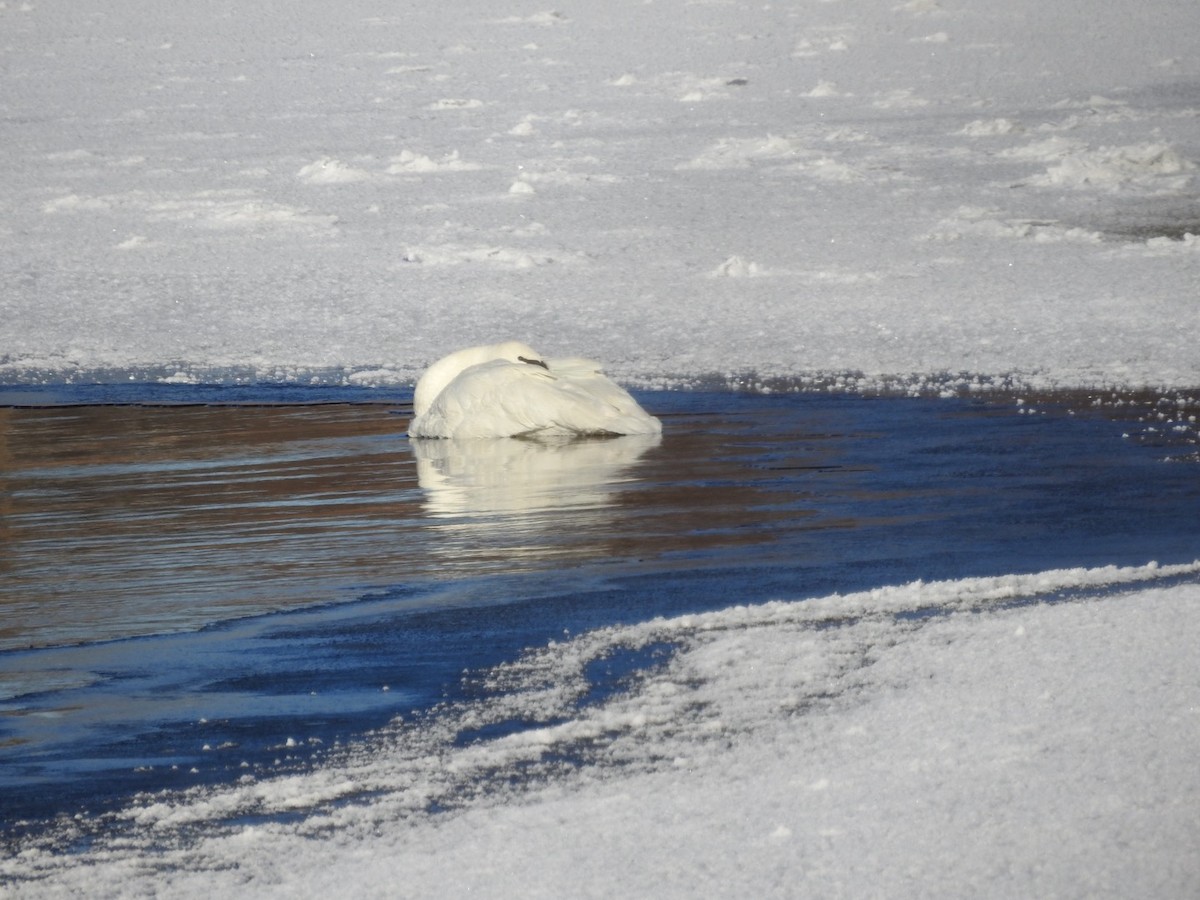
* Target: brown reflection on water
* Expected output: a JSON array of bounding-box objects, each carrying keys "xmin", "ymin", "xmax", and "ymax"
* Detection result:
[
  {"xmin": 0, "ymin": 402, "xmax": 858, "ymax": 651},
  {"xmin": 0, "ymin": 404, "xmax": 418, "ymax": 650}
]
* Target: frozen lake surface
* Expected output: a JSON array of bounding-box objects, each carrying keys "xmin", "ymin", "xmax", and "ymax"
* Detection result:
[{"xmin": 2, "ymin": 385, "xmax": 1197, "ymax": 840}]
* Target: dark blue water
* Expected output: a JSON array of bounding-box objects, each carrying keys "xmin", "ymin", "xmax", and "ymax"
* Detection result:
[{"xmin": 1, "ymin": 385, "xmax": 1197, "ymax": 834}]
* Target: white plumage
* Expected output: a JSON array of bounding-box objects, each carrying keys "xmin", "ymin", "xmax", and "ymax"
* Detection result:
[{"xmin": 408, "ymin": 341, "xmax": 662, "ymax": 439}]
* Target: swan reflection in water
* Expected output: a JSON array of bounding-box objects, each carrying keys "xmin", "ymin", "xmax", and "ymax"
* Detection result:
[
  {"xmin": 409, "ymin": 432, "xmax": 662, "ymax": 569},
  {"xmin": 410, "ymin": 432, "xmax": 661, "ymax": 518}
]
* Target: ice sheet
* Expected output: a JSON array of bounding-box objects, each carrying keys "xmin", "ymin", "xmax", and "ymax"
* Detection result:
[{"xmin": 3, "ymin": 0, "xmax": 1198, "ymax": 391}]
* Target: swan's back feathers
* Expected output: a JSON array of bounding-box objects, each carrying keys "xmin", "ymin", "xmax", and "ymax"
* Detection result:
[
  {"xmin": 412, "ymin": 340, "xmax": 539, "ymax": 419},
  {"xmin": 408, "ymin": 344, "xmax": 661, "ymax": 439}
]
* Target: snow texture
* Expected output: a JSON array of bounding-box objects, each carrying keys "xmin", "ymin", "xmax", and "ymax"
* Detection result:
[
  {"xmin": 2, "ymin": 0, "xmax": 1198, "ymax": 393},
  {"xmin": 3, "ymin": 0, "xmax": 1200, "ymax": 895},
  {"xmin": 5, "ymin": 564, "xmax": 1200, "ymax": 898}
]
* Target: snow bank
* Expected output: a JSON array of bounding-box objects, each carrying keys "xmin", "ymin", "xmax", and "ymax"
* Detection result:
[{"xmin": 6, "ymin": 562, "xmax": 1199, "ymax": 897}]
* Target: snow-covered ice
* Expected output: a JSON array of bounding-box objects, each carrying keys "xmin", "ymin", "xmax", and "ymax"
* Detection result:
[
  {"xmin": 3, "ymin": 0, "xmax": 1198, "ymax": 390},
  {"xmin": 5, "ymin": 564, "xmax": 1199, "ymax": 898},
  {"xmin": 3, "ymin": 0, "xmax": 1200, "ymax": 895}
]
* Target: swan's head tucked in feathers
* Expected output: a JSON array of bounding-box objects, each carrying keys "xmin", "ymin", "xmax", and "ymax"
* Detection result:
[
  {"xmin": 412, "ymin": 341, "xmax": 541, "ymax": 418},
  {"xmin": 408, "ymin": 341, "xmax": 662, "ymax": 440}
]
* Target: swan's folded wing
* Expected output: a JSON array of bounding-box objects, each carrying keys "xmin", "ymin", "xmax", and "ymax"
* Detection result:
[
  {"xmin": 409, "ymin": 360, "xmax": 538, "ymax": 438},
  {"xmin": 541, "ymin": 360, "xmax": 661, "ymax": 435}
]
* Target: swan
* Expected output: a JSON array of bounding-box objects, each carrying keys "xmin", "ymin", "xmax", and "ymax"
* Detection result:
[{"xmin": 408, "ymin": 341, "xmax": 662, "ymax": 439}]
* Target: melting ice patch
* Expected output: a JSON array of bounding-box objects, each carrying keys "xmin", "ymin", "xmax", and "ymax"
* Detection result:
[
  {"xmin": 1037, "ymin": 143, "xmax": 1194, "ymax": 191},
  {"xmin": 1005, "ymin": 140, "xmax": 1195, "ymax": 192},
  {"xmin": 957, "ymin": 118, "xmax": 1024, "ymax": 137},
  {"xmin": 385, "ymin": 150, "xmax": 485, "ymax": 175},
  {"xmin": 425, "ymin": 98, "xmax": 485, "ymax": 111},
  {"xmin": 296, "ymin": 157, "xmax": 372, "ymax": 185},
  {"xmin": 709, "ymin": 255, "xmax": 764, "ymax": 277},
  {"xmin": 43, "ymin": 189, "xmax": 339, "ymax": 235},
  {"xmin": 399, "ymin": 244, "xmax": 574, "ymax": 268},
  {"xmin": 1137, "ymin": 232, "xmax": 1200, "ymax": 254},
  {"xmin": 677, "ymin": 134, "xmax": 803, "ymax": 170},
  {"xmin": 924, "ymin": 206, "xmax": 1104, "ymax": 244},
  {"xmin": 676, "ymin": 134, "xmax": 874, "ymax": 183}
]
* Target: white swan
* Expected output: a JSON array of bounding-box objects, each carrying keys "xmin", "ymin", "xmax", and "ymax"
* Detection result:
[{"xmin": 408, "ymin": 341, "xmax": 662, "ymax": 439}]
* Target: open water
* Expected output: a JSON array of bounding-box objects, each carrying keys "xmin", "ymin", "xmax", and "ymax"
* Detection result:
[{"xmin": 1, "ymin": 385, "xmax": 1197, "ymax": 834}]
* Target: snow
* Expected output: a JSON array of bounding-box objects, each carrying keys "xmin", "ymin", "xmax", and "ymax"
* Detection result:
[
  {"xmin": 3, "ymin": 0, "xmax": 1198, "ymax": 390},
  {"xmin": 5, "ymin": 564, "xmax": 1200, "ymax": 897},
  {"xmin": 3, "ymin": 0, "xmax": 1200, "ymax": 895}
]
